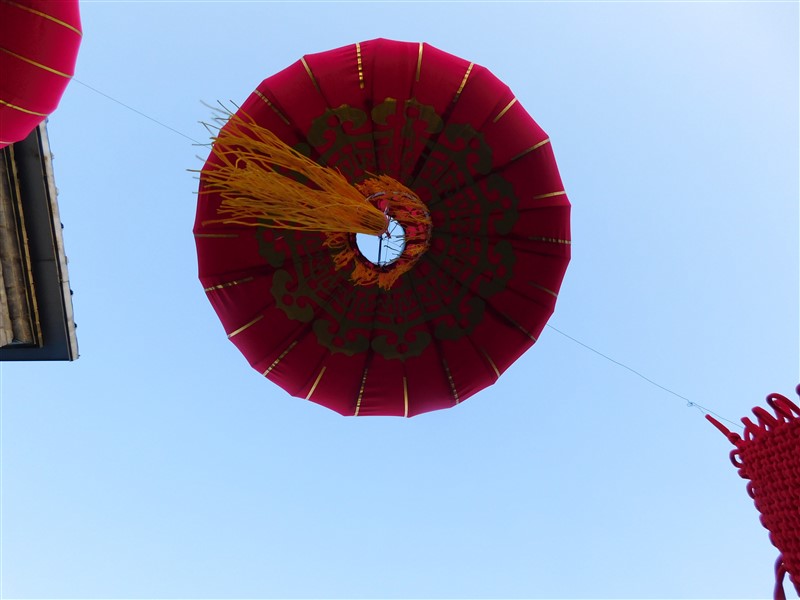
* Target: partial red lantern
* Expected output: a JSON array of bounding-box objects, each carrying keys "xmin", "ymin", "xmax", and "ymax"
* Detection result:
[
  {"xmin": 708, "ymin": 386, "xmax": 800, "ymax": 600},
  {"xmin": 0, "ymin": 0, "xmax": 82, "ymax": 148},
  {"xmin": 195, "ymin": 39, "xmax": 571, "ymax": 417}
]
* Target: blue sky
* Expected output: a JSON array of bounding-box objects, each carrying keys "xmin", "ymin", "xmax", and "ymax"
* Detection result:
[{"xmin": 1, "ymin": 2, "xmax": 798, "ymax": 598}]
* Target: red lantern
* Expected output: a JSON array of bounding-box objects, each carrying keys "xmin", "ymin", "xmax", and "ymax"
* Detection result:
[
  {"xmin": 195, "ymin": 39, "xmax": 571, "ymax": 416},
  {"xmin": 0, "ymin": 0, "xmax": 82, "ymax": 148}
]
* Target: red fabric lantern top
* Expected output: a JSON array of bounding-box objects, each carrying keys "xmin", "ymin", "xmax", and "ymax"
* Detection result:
[
  {"xmin": 0, "ymin": 0, "xmax": 82, "ymax": 148},
  {"xmin": 195, "ymin": 39, "xmax": 571, "ymax": 416}
]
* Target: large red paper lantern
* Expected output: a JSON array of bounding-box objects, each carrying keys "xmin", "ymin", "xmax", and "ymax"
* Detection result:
[
  {"xmin": 0, "ymin": 0, "xmax": 82, "ymax": 148},
  {"xmin": 195, "ymin": 39, "xmax": 571, "ymax": 416}
]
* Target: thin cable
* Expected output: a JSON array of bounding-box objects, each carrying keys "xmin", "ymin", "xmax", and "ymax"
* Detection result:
[
  {"xmin": 546, "ymin": 324, "xmax": 743, "ymax": 431},
  {"xmin": 64, "ymin": 79, "xmax": 748, "ymax": 433},
  {"xmin": 72, "ymin": 79, "xmax": 203, "ymax": 145}
]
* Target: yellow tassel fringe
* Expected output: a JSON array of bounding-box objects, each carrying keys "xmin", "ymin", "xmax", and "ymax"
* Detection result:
[
  {"xmin": 324, "ymin": 181, "xmax": 433, "ymax": 290},
  {"xmin": 201, "ymin": 114, "xmax": 388, "ymax": 235},
  {"xmin": 201, "ymin": 112, "xmax": 433, "ymax": 290}
]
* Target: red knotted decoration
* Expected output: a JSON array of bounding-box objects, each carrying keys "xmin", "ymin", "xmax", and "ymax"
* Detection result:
[
  {"xmin": 708, "ymin": 386, "xmax": 800, "ymax": 600},
  {"xmin": 0, "ymin": 0, "xmax": 82, "ymax": 148}
]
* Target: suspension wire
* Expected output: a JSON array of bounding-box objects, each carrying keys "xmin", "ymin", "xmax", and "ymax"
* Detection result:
[
  {"xmin": 72, "ymin": 79, "xmax": 203, "ymax": 145},
  {"xmin": 67, "ymin": 79, "xmax": 747, "ymax": 432},
  {"xmin": 546, "ymin": 324, "xmax": 743, "ymax": 431}
]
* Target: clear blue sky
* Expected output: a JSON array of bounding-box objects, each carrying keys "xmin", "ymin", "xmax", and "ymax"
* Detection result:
[{"xmin": 2, "ymin": 2, "xmax": 798, "ymax": 598}]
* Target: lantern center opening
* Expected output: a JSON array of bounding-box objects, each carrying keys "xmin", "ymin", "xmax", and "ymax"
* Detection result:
[{"xmin": 356, "ymin": 216, "xmax": 406, "ymax": 266}]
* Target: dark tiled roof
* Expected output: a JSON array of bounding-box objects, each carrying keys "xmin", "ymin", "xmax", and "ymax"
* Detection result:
[{"xmin": 0, "ymin": 123, "xmax": 78, "ymax": 361}]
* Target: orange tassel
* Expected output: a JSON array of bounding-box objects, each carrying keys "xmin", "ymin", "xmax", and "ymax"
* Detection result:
[
  {"xmin": 201, "ymin": 114, "xmax": 388, "ymax": 235},
  {"xmin": 201, "ymin": 112, "xmax": 433, "ymax": 290}
]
